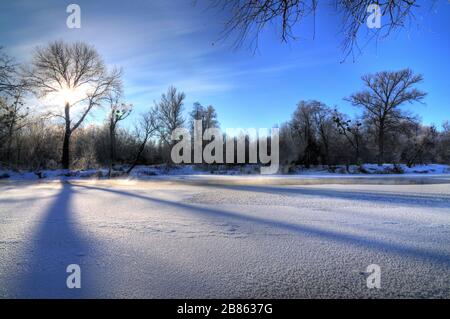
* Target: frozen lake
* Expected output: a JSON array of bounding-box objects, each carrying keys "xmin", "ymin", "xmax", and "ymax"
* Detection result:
[{"xmin": 1, "ymin": 176, "xmax": 449, "ymax": 298}]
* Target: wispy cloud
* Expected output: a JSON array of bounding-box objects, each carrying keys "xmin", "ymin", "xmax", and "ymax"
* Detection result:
[{"xmin": 6, "ymin": 0, "xmax": 445, "ymax": 128}]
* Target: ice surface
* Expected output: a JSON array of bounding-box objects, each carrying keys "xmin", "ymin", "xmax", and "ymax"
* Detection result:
[{"xmin": 0, "ymin": 177, "xmax": 449, "ymax": 298}]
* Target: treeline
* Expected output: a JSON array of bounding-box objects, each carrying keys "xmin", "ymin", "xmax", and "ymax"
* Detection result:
[
  {"xmin": 1, "ymin": 42, "xmax": 449, "ymax": 172},
  {"xmin": 279, "ymin": 101, "xmax": 450, "ymax": 169}
]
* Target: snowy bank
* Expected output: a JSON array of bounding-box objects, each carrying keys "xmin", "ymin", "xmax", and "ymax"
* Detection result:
[{"xmin": 0, "ymin": 164, "xmax": 449, "ymax": 181}]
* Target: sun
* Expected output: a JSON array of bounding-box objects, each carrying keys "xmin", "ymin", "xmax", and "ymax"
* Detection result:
[{"xmin": 47, "ymin": 84, "xmax": 91, "ymax": 106}]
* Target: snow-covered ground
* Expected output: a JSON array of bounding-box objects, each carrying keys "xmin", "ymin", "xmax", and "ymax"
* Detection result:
[{"xmin": 0, "ymin": 176, "xmax": 449, "ymax": 298}]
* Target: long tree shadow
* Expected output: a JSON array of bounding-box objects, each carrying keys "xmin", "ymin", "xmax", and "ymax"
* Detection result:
[
  {"xmin": 74, "ymin": 184, "xmax": 450, "ymax": 267},
  {"xmin": 180, "ymin": 181, "xmax": 450, "ymax": 209},
  {"xmin": 15, "ymin": 182, "xmax": 99, "ymax": 298}
]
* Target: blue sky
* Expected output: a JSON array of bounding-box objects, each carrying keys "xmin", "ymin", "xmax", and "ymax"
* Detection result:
[{"xmin": 1, "ymin": 0, "xmax": 449, "ymax": 129}]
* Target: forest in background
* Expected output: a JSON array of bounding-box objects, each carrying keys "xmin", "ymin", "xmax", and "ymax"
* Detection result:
[{"xmin": 1, "ymin": 42, "xmax": 449, "ymax": 174}]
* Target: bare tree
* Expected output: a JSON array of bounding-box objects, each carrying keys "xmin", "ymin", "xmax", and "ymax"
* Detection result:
[
  {"xmin": 188, "ymin": 102, "xmax": 220, "ymax": 164},
  {"xmin": 401, "ymin": 124, "xmax": 437, "ymax": 167},
  {"xmin": 0, "ymin": 48, "xmax": 29, "ymax": 167},
  {"xmin": 337, "ymin": 0, "xmax": 421, "ymax": 60},
  {"xmin": 333, "ymin": 113, "xmax": 363, "ymax": 164},
  {"xmin": 24, "ymin": 41, "xmax": 122, "ymax": 169},
  {"xmin": 212, "ymin": 0, "xmax": 421, "ymax": 57},
  {"xmin": 190, "ymin": 102, "xmax": 205, "ymax": 134},
  {"xmin": 346, "ymin": 68, "xmax": 426, "ymax": 165},
  {"xmin": 204, "ymin": 105, "xmax": 219, "ymax": 130},
  {"xmin": 189, "ymin": 102, "xmax": 219, "ymax": 133},
  {"xmin": 290, "ymin": 100, "xmax": 321, "ymax": 168},
  {"xmin": 437, "ymin": 121, "xmax": 450, "ymax": 164},
  {"xmin": 311, "ymin": 102, "xmax": 334, "ymax": 165},
  {"xmin": 126, "ymin": 107, "xmax": 158, "ymax": 174},
  {"xmin": 1, "ymin": 88, "xmax": 29, "ymax": 165},
  {"xmin": 0, "ymin": 97, "xmax": 9, "ymax": 146},
  {"xmin": 106, "ymin": 91, "xmax": 132, "ymax": 176},
  {"xmin": 155, "ymin": 86, "xmax": 185, "ymax": 148},
  {"xmin": 0, "ymin": 47, "xmax": 19, "ymax": 93}
]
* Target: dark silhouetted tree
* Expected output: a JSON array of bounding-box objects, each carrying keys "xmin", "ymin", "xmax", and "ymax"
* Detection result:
[
  {"xmin": 346, "ymin": 69, "xmax": 426, "ymax": 165},
  {"xmin": 213, "ymin": 0, "xmax": 421, "ymax": 58},
  {"xmin": 106, "ymin": 90, "xmax": 132, "ymax": 176},
  {"xmin": 24, "ymin": 41, "xmax": 122, "ymax": 169}
]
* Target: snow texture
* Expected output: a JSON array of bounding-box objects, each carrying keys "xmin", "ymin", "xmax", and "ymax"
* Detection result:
[{"xmin": 0, "ymin": 176, "xmax": 449, "ymax": 298}]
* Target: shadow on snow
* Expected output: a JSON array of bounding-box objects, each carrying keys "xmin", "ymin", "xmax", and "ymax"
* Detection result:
[{"xmin": 15, "ymin": 182, "xmax": 99, "ymax": 298}]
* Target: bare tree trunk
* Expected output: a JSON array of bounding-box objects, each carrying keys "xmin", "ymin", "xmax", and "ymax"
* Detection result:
[
  {"xmin": 16, "ymin": 139, "xmax": 22, "ymax": 167},
  {"xmin": 126, "ymin": 136, "xmax": 148, "ymax": 175},
  {"xmin": 378, "ymin": 125, "xmax": 384, "ymax": 166},
  {"xmin": 355, "ymin": 138, "xmax": 360, "ymax": 164},
  {"xmin": 5, "ymin": 113, "xmax": 16, "ymax": 167},
  {"xmin": 108, "ymin": 121, "xmax": 116, "ymax": 177},
  {"xmin": 62, "ymin": 132, "xmax": 71, "ymax": 169},
  {"xmin": 6, "ymin": 133, "xmax": 12, "ymax": 166},
  {"xmin": 322, "ymin": 141, "xmax": 329, "ymax": 166},
  {"xmin": 62, "ymin": 103, "xmax": 71, "ymax": 169}
]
